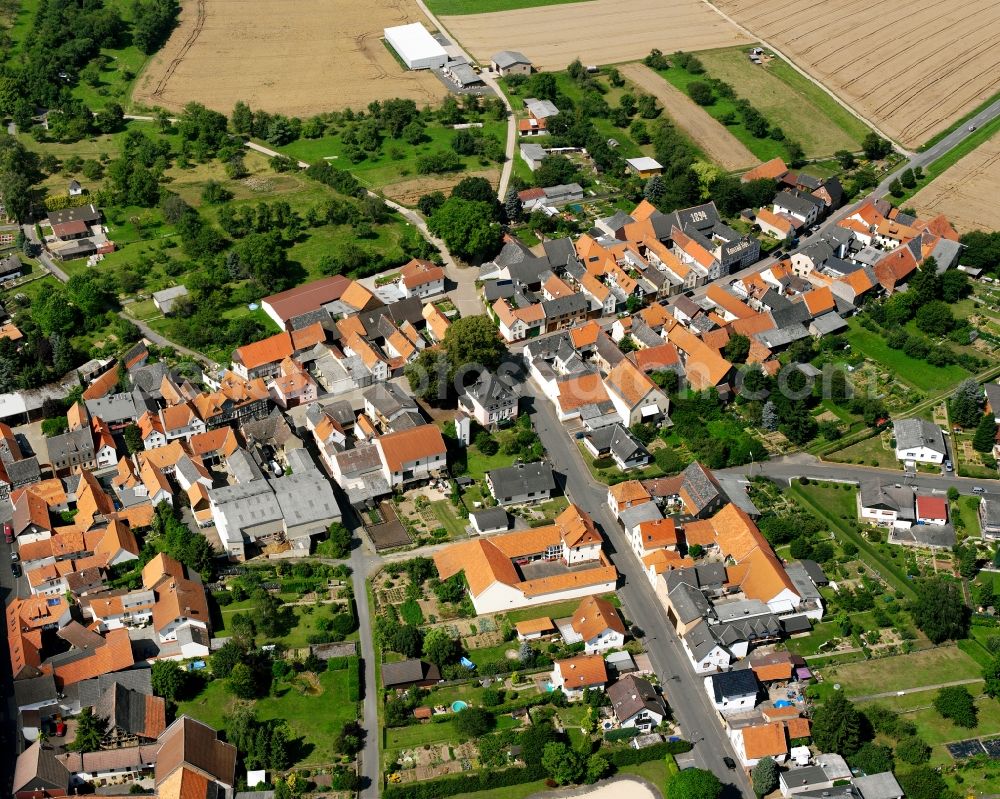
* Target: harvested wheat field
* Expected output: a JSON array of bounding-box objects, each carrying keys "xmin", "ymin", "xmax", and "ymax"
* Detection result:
[
  {"xmin": 709, "ymin": 0, "xmax": 1000, "ymax": 148},
  {"xmin": 133, "ymin": 0, "xmax": 446, "ymax": 116},
  {"xmin": 618, "ymin": 63, "xmax": 756, "ymax": 170},
  {"xmin": 441, "ymin": 0, "xmax": 751, "ymax": 71},
  {"xmin": 909, "ymin": 135, "xmax": 1000, "ymax": 232}
]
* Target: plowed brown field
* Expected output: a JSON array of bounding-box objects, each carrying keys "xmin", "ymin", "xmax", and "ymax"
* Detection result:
[
  {"xmin": 440, "ymin": 0, "xmax": 751, "ymax": 72},
  {"xmin": 133, "ymin": 0, "xmax": 446, "ymax": 116},
  {"xmin": 709, "ymin": 0, "xmax": 1000, "ymax": 148}
]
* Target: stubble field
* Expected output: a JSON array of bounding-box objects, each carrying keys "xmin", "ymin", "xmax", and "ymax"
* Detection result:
[
  {"xmin": 709, "ymin": 0, "xmax": 1000, "ymax": 148},
  {"xmin": 440, "ymin": 0, "xmax": 752, "ymax": 71},
  {"xmin": 909, "ymin": 133, "xmax": 1000, "ymax": 231},
  {"xmin": 133, "ymin": 0, "xmax": 446, "ymax": 116}
]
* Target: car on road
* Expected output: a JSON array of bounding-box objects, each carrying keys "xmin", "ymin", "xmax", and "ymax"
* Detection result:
[
  {"xmin": 973, "ymin": 486, "xmax": 986, "ymax": 494},
  {"xmin": 969, "ymin": 124, "xmax": 977, "ymax": 131},
  {"xmin": 10, "ymin": 550, "xmax": 18, "ymax": 562},
  {"xmin": 11, "ymin": 562, "xmax": 20, "ymax": 577},
  {"xmin": 723, "ymin": 756, "xmax": 737, "ymax": 769},
  {"xmin": 3, "ymin": 523, "xmax": 11, "ymax": 543}
]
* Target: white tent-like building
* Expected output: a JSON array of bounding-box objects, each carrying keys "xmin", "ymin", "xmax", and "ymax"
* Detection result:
[{"xmin": 384, "ymin": 23, "xmax": 447, "ymax": 70}]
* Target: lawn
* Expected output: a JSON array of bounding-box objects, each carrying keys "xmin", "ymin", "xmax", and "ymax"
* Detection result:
[
  {"xmin": 825, "ymin": 432, "xmax": 900, "ymax": 469},
  {"xmin": 953, "ymin": 495, "xmax": 983, "ymax": 538},
  {"xmin": 844, "ymin": 318, "xmax": 970, "ymax": 393},
  {"xmin": 426, "ymin": 0, "xmax": 590, "ymax": 12},
  {"xmin": 504, "ymin": 592, "xmax": 619, "ymax": 624},
  {"xmin": 785, "ymin": 620, "xmax": 851, "ymax": 657},
  {"xmin": 274, "ymin": 120, "xmax": 507, "ymax": 192},
  {"xmin": 824, "ymin": 646, "xmax": 982, "ymax": 697},
  {"xmin": 696, "ymin": 48, "xmax": 867, "ymax": 157},
  {"xmin": 385, "ymin": 713, "xmax": 520, "ymax": 752},
  {"xmin": 430, "ymin": 499, "xmax": 469, "ymax": 538},
  {"xmin": 176, "ymin": 666, "xmax": 357, "ymax": 765}
]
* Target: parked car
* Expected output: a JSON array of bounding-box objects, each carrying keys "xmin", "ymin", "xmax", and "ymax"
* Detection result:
[
  {"xmin": 945, "ymin": 460, "xmax": 953, "ymax": 471},
  {"xmin": 3, "ymin": 523, "xmax": 12, "ymax": 543},
  {"xmin": 10, "ymin": 550, "xmax": 18, "ymax": 562},
  {"xmin": 723, "ymin": 757, "xmax": 737, "ymax": 769},
  {"xmin": 11, "ymin": 562, "xmax": 21, "ymax": 577}
]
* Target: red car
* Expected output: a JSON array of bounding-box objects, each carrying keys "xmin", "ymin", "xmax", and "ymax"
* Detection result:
[
  {"xmin": 3, "ymin": 524, "xmax": 12, "ymax": 544},
  {"xmin": 55, "ymin": 722, "xmax": 66, "ymax": 737}
]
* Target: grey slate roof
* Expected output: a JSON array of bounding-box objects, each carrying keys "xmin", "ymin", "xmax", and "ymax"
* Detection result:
[
  {"xmin": 709, "ymin": 668, "xmax": 758, "ymax": 702},
  {"xmin": 488, "ymin": 461, "xmax": 556, "ymax": 499},
  {"xmin": 891, "ymin": 524, "xmax": 955, "ymax": 548},
  {"xmin": 775, "ymin": 190, "xmax": 819, "ymax": 217},
  {"xmin": 13, "ymin": 674, "xmax": 57, "ymax": 708},
  {"xmin": 46, "ymin": 427, "xmax": 95, "ymax": 464},
  {"xmin": 462, "ymin": 373, "xmax": 516, "ymax": 407},
  {"xmin": 618, "ymin": 501, "xmax": 664, "ymax": 531},
  {"xmin": 853, "ymin": 772, "xmax": 904, "ymax": 799},
  {"xmin": 542, "ymin": 237, "xmax": 576, "ymax": 267},
  {"xmin": 470, "ymin": 506, "xmax": 509, "ymax": 532},
  {"xmin": 893, "ymin": 418, "xmax": 946, "ymax": 454},
  {"xmin": 74, "ymin": 669, "xmax": 153, "ymax": 707},
  {"xmin": 95, "ymin": 683, "xmax": 149, "ymax": 736},
  {"xmin": 6, "ymin": 456, "xmax": 40, "ymax": 486},
  {"xmin": 608, "ymin": 674, "xmax": 666, "ymax": 722},
  {"xmin": 668, "ymin": 202, "xmax": 721, "ymax": 234},
  {"xmin": 669, "ymin": 581, "xmax": 711, "ymax": 624},
  {"xmin": 520, "ymin": 142, "xmax": 547, "ymax": 162},
  {"xmin": 364, "ymin": 382, "xmax": 417, "ymax": 419},
  {"xmin": 85, "ymin": 392, "xmax": 138, "ymax": 424},
  {"xmin": 796, "ymin": 559, "xmax": 828, "ymax": 585},
  {"xmin": 585, "ymin": 423, "xmax": 649, "ymax": 465},
  {"xmin": 810, "ymin": 312, "xmax": 848, "ymax": 335},
  {"xmin": 542, "ymin": 292, "xmax": 588, "ymax": 320},
  {"xmin": 493, "ymin": 50, "xmax": 531, "ymax": 68}
]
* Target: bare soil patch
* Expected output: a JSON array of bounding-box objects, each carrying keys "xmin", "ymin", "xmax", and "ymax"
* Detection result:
[
  {"xmin": 618, "ymin": 62, "xmax": 757, "ymax": 170},
  {"xmin": 381, "ymin": 168, "xmax": 500, "ymax": 206},
  {"xmin": 709, "ymin": 0, "xmax": 1000, "ymax": 148},
  {"xmin": 134, "ymin": 0, "xmax": 446, "ymax": 116},
  {"xmin": 441, "ymin": 0, "xmax": 751, "ymax": 72},
  {"xmin": 909, "ymin": 134, "xmax": 1000, "ymax": 231}
]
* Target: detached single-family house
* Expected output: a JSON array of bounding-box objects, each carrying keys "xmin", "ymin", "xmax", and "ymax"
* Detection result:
[
  {"xmin": 487, "ymin": 462, "xmax": 556, "ymax": 506},
  {"xmin": 398, "ymin": 259, "xmax": 445, "ymax": 299},
  {"xmin": 459, "ymin": 374, "xmax": 518, "ymax": 428},
  {"xmin": 608, "ymin": 674, "xmax": 667, "ymax": 731},
  {"xmin": 551, "ymin": 653, "xmax": 608, "ymax": 697},
  {"xmin": 893, "ymin": 418, "xmax": 946, "ymax": 465},
  {"xmin": 491, "ymin": 50, "xmax": 532, "ymax": 76},
  {"xmin": 706, "ymin": 669, "xmax": 758, "ymax": 715},
  {"xmin": 581, "ymin": 424, "xmax": 651, "ymax": 470},
  {"xmin": 570, "ymin": 595, "xmax": 626, "ymax": 654}
]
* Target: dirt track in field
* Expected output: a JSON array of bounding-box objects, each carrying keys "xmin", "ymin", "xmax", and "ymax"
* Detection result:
[
  {"xmin": 708, "ymin": 0, "xmax": 1000, "ymax": 148},
  {"xmin": 618, "ymin": 63, "xmax": 757, "ymax": 171},
  {"xmin": 133, "ymin": 0, "xmax": 446, "ymax": 115},
  {"xmin": 440, "ymin": 0, "xmax": 751, "ymax": 72},
  {"xmin": 909, "ymin": 134, "xmax": 1000, "ymax": 232}
]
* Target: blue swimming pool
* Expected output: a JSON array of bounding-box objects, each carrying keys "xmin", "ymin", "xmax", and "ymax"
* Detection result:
[{"xmin": 451, "ymin": 700, "xmax": 469, "ymax": 712}]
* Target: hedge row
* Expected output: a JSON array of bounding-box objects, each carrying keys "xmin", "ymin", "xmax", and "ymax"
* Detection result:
[
  {"xmin": 346, "ymin": 656, "xmax": 361, "ymax": 702},
  {"xmin": 607, "ymin": 739, "xmax": 692, "ymax": 767},
  {"xmin": 604, "ymin": 727, "xmax": 640, "ymax": 742},
  {"xmin": 384, "ymin": 763, "xmax": 546, "ymax": 799}
]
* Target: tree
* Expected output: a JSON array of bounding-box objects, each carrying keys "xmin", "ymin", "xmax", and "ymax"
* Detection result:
[
  {"xmin": 888, "ymin": 178, "xmax": 904, "ymax": 197},
  {"xmin": 453, "ymin": 706, "xmax": 495, "ymax": 737},
  {"xmin": 849, "ymin": 743, "xmax": 894, "ymax": 775},
  {"xmin": 940, "ymin": 269, "xmax": 970, "ymax": 303},
  {"xmin": 228, "ymin": 661, "xmax": 258, "ymax": 699},
  {"xmin": 911, "ymin": 575, "xmax": 969, "ymax": 643},
  {"xmin": 752, "ymin": 756, "xmax": 778, "ymax": 797},
  {"xmin": 950, "ymin": 378, "xmax": 982, "ymax": 428},
  {"xmin": 211, "ymin": 640, "xmax": 245, "ymax": 677},
  {"xmin": 862, "ymin": 133, "xmax": 892, "ymax": 160},
  {"xmin": 900, "ymin": 167, "xmax": 916, "ymax": 188},
  {"xmin": 422, "ymin": 626, "xmax": 461, "ymax": 670},
  {"xmin": 835, "ymin": 150, "xmax": 857, "ymax": 169},
  {"xmin": 896, "ymin": 766, "xmax": 954, "ymax": 799},
  {"xmin": 687, "ymin": 81, "xmax": 714, "ymax": 106},
  {"xmin": 444, "ymin": 314, "xmax": 508, "ymax": 377},
  {"xmin": 895, "ymin": 735, "xmax": 931, "ymax": 765},
  {"xmin": 914, "ymin": 300, "xmax": 954, "ymax": 336},
  {"xmin": 665, "ymin": 768, "xmax": 722, "ymax": 799},
  {"xmin": 585, "ymin": 754, "xmax": 609, "ymax": 783},
  {"xmin": 504, "ymin": 186, "xmax": 523, "ymax": 223},
  {"xmin": 983, "ymin": 655, "xmax": 1000, "ymax": 699},
  {"xmin": 812, "ymin": 693, "xmax": 864, "ymax": 756},
  {"xmin": 761, "ymin": 400, "xmax": 778, "ymax": 431},
  {"xmin": 541, "ymin": 742, "xmax": 583, "ymax": 785},
  {"xmin": 69, "ymin": 707, "xmax": 107, "ymax": 751},
  {"xmin": 534, "ymin": 154, "xmax": 579, "ymax": 187},
  {"xmin": 333, "ymin": 721, "xmax": 364, "ymax": 756},
  {"xmin": 973, "ymin": 413, "xmax": 997, "ymax": 453},
  {"xmin": 644, "ymin": 174, "xmax": 666, "ymax": 204},
  {"xmin": 724, "ymin": 333, "xmax": 751, "ymax": 364},
  {"xmin": 934, "ymin": 685, "xmax": 978, "ymax": 728},
  {"xmin": 323, "ymin": 522, "xmax": 352, "ymax": 559},
  {"xmin": 428, "ymin": 198, "xmax": 502, "ymax": 263},
  {"xmin": 123, "ymin": 423, "xmax": 144, "ymax": 454},
  {"xmin": 232, "ymin": 101, "xmax": 253, "ymax": 134},
  {"xmin": 151, "ymin": 659, "xmax": 187, "ymax": 701}
]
